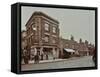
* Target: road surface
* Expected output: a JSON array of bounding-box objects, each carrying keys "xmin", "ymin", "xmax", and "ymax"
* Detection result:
[{"xmin": 21, "ymin": 56, "xmax": 95, "ymax": 71}]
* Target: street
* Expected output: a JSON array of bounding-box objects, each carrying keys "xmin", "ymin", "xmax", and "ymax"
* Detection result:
[{"xmin": 21, "ymin": 56, "xmax": 95, "ymax": 71}]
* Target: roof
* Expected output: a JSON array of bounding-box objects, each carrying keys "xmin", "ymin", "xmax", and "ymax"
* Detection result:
[
  {"xmin": 25, "ymin": 11, "xmax": 59, "ymax": 27},
  {"xmin": 64, "ymin": 48, "xmax": 75, "ymax": 52},
  {"xmin": 33, "ymin": 11, "xmax": 59, "ymax": 23}
]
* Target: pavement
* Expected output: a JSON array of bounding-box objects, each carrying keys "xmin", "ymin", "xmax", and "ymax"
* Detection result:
[
  {"xmin": 22, "ymin": 56, "xmax": 82, "ymax": 64},
  {"xmin": 21, "ymin": 56, "xmax": 95, "ymax": 71}
]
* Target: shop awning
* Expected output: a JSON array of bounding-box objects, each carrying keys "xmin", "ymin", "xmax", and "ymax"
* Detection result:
[{"xmin": 64, "ymin": 48, "xmax": 75, "ymax": 52}]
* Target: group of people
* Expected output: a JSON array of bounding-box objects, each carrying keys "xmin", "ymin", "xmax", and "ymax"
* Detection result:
[
  {"xmin": 33, "ymin": 53, "xmax": 49, "ymax": 64},
  {"xmin": 22, "ymin": 47, "xmax": 59, "ymax": 64}
]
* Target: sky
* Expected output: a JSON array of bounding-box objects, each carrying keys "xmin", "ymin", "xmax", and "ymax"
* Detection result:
[{"xmin": 21, "ymin": 6, "xmax": 95, "ymax": 45}]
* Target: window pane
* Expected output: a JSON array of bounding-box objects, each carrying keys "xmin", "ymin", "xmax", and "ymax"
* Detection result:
[
  {"xmin": 52, "ymin": 39, "xmax": 56, "ymax": 44},
  {"xmin": 32, "ymin": 24, "xmax": 36, "ymax": 31},
  {"xmin": 45, "ymin": 23, "xmax": 49, "ymax": 31},
  {"xmin": 53, "ymin": 27, "xmax": 56, "ymax": 33},
  {"xmin": 44, "ymin": 36, "xmax": 49, "ymax": 42}
]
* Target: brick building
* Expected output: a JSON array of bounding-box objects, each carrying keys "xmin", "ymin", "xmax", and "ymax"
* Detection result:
[
  {"xmin": 59, "ymin": 36, "xmax": 94, "ymax": 57},
  {"xmin": 59, "ymin": 36, "xmax": 78, "ymax": 57},
  {"xmin": 78, "ymin": 39, "xmax": 89, "ymax": 56},
  {"xmin": 21, "ymin": 30, "xmax": 27, "ymax": 50},
  {"xmin": 21, "ymin": 30, "xmax": 29, "ymax": 64},
  {"xmin": 25, "ymin": 11, "xmax": 60, "ymax": 60},
  {"xmin": 88, "ymin": 43, "xmax": 95, "ymax": 55}
]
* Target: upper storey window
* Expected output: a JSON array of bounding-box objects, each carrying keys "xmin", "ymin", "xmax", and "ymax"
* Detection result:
[
  {"xmin": 44, "ymin": 36, "xmax": 49, "ymax": 42},
  {"xmin": 53, "ymin": 27, "xmax": 56, "ymax": 33},
  {"xmin": 32, "ymin": 24, "xmax": 37, "ymax": 31},
  {"xmin": 44, "ymin": 23, "xmax": 49, "ymax": 31}
]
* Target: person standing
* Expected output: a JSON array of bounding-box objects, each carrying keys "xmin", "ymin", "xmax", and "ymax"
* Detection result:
[
  {"xmin": 46, "ymin": 54, "xmax": 48, "ymax": 60},
  {"xmin": 23, "ymin": 49, "xmax": 29, "ymax": 64},
  {"xmin": 34, "ymin": 54, "xmax": 39, "ymax": 63},
  {"xmin": 34, "ymin": 48, "xmax": 38, "ymax": 63}
]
